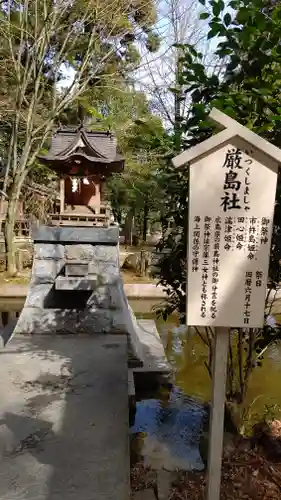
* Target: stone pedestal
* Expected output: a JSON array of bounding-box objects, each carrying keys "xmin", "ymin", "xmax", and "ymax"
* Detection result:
[{"xmin": 14, "ymin": 225, "xmax": 143, "ymax": 366}]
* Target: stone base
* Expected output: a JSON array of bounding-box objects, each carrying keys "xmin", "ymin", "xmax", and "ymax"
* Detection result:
[
  {"xmin": 15, "ymin": 225, "xmax": 143, "ymax": 367},
  {"xmin": 55, "ymin": 276, "xmax": 97, "ymax": 290}
]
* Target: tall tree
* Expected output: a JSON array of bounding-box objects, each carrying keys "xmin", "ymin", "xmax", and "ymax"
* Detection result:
[
  {"xmin": 154, "ymin": 0, "xmax": 281, "ymax": 419},
  {"xmin": 104, "ymin": 96, "xmax": 172, "ymax": 241},
  {"xmin": 137, "ymin": 0, "xmax": 216, "ymax": 149},
  {"xmin": 0, "ymin": 0, "xmax": 159, "ymax": 274}
]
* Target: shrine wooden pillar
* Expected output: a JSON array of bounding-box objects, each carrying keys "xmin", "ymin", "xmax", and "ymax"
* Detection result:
[{"xmin": 60, "ymin": 176, "xmax": 65, "ymax": 214}]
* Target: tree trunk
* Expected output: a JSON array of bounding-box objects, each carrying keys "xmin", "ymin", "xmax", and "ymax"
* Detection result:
[
  {"xmin": 142, "ymin": 199, "xmax": 149, "ymax": 242},
  {"xmin": 174, "ymin": 50, "xmax": 183, "ymax": 152},
  {"xmin": 5, "ymin": 184, "xmax": 22, "ymax": 276},
  {"xmin": 124, "ymin": 209, "xmax": 134, "ymax": 245}
]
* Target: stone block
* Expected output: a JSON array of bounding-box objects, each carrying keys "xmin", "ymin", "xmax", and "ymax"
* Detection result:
[
  {"xmin": 88, "ymin": 262, "xmax": 118, "ymax": 278},
  {"xmin": 93, "ymin": 245, "xmax": 118, "ymax": 263},
  {"xmin": 87, "ymin": 284, "xmax": 123, "ymax": 310},
  {"xmin": 109, "ymin": 284, "xmax": 124, "ymax": 309},
  {"xmin": 111, "ymin": 311, "xmax": 130, "ymax": 334},
  {"xmin": 65, "ymin": 244, "xmax": 95, "ymax": 261},
  {"xmin": 55, "ymin": 276, "xmax": 97, "ymax": 291},
  {"xmin": 77, "ymin": 309, "xmax": 114, "ymax": 334},
  {"xmin": 33, "ymin": 225, "xmax": 119, "ymax": 245},
  {"xmin": 34, "ymin": 243, "xmax": 64, "ymax": 260},
  {"xmin": 65, "ymin": 262, "xmax": 89, "ymax": 276},
  {"xmin": 14, "ymin": 308, "xmax": 79, "ymax": 334},
  {"xmin": 33, "ymin": 259, "xmax": 61, "ymax": 284},
  {"xmin": 25, "ymin": 283, "xmax": 53, "ymax": 308},
  {"xmin": 87, "ymin": 286, "xmax": 109, "ymax": 309}
]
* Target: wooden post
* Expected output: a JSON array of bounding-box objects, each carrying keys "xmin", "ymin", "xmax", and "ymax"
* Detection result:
[
  {"xmin": 60, "ymin": 177, "xmax": 65, "ymax": 213},
  {"xmin": 139, "ymin": 250, "xmax": 146, "ymax": 277},
  {"xmin": 206, "ymin": 327, "xmax": 229, "ymax": 500}
]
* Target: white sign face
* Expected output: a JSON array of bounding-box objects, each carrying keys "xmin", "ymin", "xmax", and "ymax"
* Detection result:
[{"xmin": 187, "ymin": 137, "xmax": 278, "ymax": 328}]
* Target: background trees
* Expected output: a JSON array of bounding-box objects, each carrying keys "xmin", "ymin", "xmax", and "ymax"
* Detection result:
[
  {"xmin": 152, "ymin": 0, "xmax": 281, "ymax": 425},
  {"xmin": 0, "ymin": 0, "xmax": 160, "ymax": 274}
]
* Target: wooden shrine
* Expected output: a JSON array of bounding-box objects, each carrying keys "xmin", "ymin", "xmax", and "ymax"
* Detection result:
[{"xmin": 38, "ymin": 126, "xmax": 124, "ymax": 226}]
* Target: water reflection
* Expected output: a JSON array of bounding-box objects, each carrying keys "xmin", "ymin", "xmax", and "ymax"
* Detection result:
[
  {"xmin": 131, "ymin": 317, "xmax": 281, "ymax": 471},
  {"xmin": 161, "ymin": 322, "xmax": 281, "ymax": 425},
  {"xmin": 131, "ymin": 387, "xmax": 206, "ymax": 471}
]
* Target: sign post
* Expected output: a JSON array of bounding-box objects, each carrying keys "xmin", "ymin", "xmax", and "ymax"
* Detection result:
[{"xmin": 172, "ymin": 108, "xmax": 281, "ymax": 500}]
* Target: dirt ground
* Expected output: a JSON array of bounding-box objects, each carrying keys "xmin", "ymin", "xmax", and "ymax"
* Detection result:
[{"xmin": 131, "ymin": 441, "xmax": 281, "ymax": 500}]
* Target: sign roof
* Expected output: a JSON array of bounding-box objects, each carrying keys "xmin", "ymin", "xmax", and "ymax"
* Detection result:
[{"xmin": 173, "ymin": 108, "xmax": 281, "ymax": 168}]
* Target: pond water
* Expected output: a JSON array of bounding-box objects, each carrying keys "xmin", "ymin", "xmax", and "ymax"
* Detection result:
[
  {"xmin": 130, "ymin": 314, "xmax": 281, "ymax": 471},
  {"xmin": 1, "ymin": 307, "xmax": 281, "ymax": 471},
  {"xmin": 158, "ymin": 318, "xmax": 281, "ymax": 421}
]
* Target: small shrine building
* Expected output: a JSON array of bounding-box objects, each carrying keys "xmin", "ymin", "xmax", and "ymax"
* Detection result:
[{"xmin": 38, "ymin": 126, "xmax": 124, "ymax": 226}]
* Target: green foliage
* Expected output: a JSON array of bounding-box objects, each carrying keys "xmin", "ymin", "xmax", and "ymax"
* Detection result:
[
  {"xmin": 157, "ymin": 0, "xmax": 281, "ymax": 312},
  {"xmin": 154, "ymin": 0, "xmax": 281, "ymax": 408},
  {"xmin": 105, "ymin": 106, "xmax": 173, "ymax": 237},
  {"xmin": 0, "ymin": 0, "xmax": 161, "ymax": 274}
]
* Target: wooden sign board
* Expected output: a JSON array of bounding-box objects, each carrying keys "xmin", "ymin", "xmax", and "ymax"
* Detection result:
[
  {"xmin": 173, "ymin": 109, "xmax": 281, "ymax": 500},
  {"xmin": 173, "ymin": 109, "xmax": 280, "ymax": 329}
]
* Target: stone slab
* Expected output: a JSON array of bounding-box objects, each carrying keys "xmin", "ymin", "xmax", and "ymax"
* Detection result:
[
  {"xmin": 65, "ymin": 244, "xmax": 95, "ymax": 261},
  {"xmin": 65, "ymin": 262, "xmax": 89, "ymax": 277},
  {"xmin": 33, "ymin": 226, "xmax": 119, "ymax": 245},
  {"xmin": 65, "ymin": 245, "xmax": 118, "ymax": 262},
  {"xmin": 88, "ymin": 261, "xmax": 119, "ymax": 275},
  {"xmin": 0, "ymin": 283, "xmax": 167, "ymax": 299},
  {"xmin": 14, "ymin": 308, "xmax": 79, "ymax": 335},
  {"xmin": 32, "ymin": 259, "xmax": 63, "ymax": 285},
  {"xmin": 93, "ymin": 245, "xmax": 119, "ymax": 263},
  {"xmin": 14, "ymin": 308, "xmax": 131, "ymax": 336},
  {"xmin": 133, "ymin": 320, "xmax": 171, "ymax": 374},
  {"xmin": 55, "ymin": 276, "xmax": 97, "ymax": 291},
  {"xmin": 87, "ymin": 283, "xmax": 123, "ymax": 310},
  {"xmin": 0, "ymin": 335, "xmax": 130, "ymax": 500},
  {"xmin": 25, "ymin": 283, "xmax": 53, "ymax": 308},
  {"xmin": 34, "ymin": 243, "xmax": 65, "ymax": 260},
  {"xmin": 77, "ymin": 309, "xmax": 116, "ymax": 334}
]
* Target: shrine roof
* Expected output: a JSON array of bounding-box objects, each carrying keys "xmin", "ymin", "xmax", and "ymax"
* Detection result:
[{"xmin": 38, "ymin": 127, "xmax": 124, "ymax": 168}]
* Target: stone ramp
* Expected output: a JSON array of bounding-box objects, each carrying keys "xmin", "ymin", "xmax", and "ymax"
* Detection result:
[
  {"xmin": 13, "ymin": 225, "xmax": 143, "ymax": 365},
  {"xmin": 0, "ymin": 335, "xmax": 130, "ymax": 500},
  {"xmin": 129, "ymin": 318, "xmax": 172, "ymax": 391},
  {"xmin": 134, "ymin": 319, "xmax": 171, "ymax": 374}
]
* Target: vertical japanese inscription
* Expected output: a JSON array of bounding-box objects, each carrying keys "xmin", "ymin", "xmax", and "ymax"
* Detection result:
[
  {"xmin": 247, "ymin": 217, "xmax": 257, "ymax": 260},
  {"xmin": 191, "ymin": 216, "xmax": 201, "ymax": 272},
  {"xmin": 260, "ymin": 217, "xmax": 270, "ymax": 245},
  {"xmin": 201, "ymin": 216, "xmax": 211, "ymax": 318},
  {"xmin": 243, "ymin": 271, "xmax": 252, "ymax": 325},
  {"xmin": 187, "ymin": 139, "xmax": 277, "ymax": 328},
  {"xmin": 211, "ymin": 217, "xmax": 221, "ymax": 319},
  {"xmin": 221, "ymin": 148, "xmax": 252, "ymax": 212}
]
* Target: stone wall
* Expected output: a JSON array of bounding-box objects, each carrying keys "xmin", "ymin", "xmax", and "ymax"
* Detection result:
[{"xmin": 14, "ymin": 225, "xmax": 143, "ymax": 366}]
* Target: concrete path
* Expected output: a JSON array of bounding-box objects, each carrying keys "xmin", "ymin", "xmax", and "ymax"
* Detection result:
[{"xmin": 0, "ymin": 335, "xmax": 130, "ymax": 500}]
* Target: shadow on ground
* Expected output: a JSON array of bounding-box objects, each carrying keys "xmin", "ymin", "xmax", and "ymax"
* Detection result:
[{"xmin": 0, "ymin": 333, "xmax": 130, "ymax": 500}]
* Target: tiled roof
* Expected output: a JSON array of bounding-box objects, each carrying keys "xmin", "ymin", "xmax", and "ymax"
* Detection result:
[{"xmin": 45, "ymin": 128, "xmax": 120, "ymax": 162}]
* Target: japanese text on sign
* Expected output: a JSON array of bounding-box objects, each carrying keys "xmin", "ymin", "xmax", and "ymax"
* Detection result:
[
  {"xmin": 220, "ymin": 148, "xmax": 252, "ymax": 212},
  {"xmin": 188, "ymin": 139, "xmax": 277, "ymax": 328}
]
